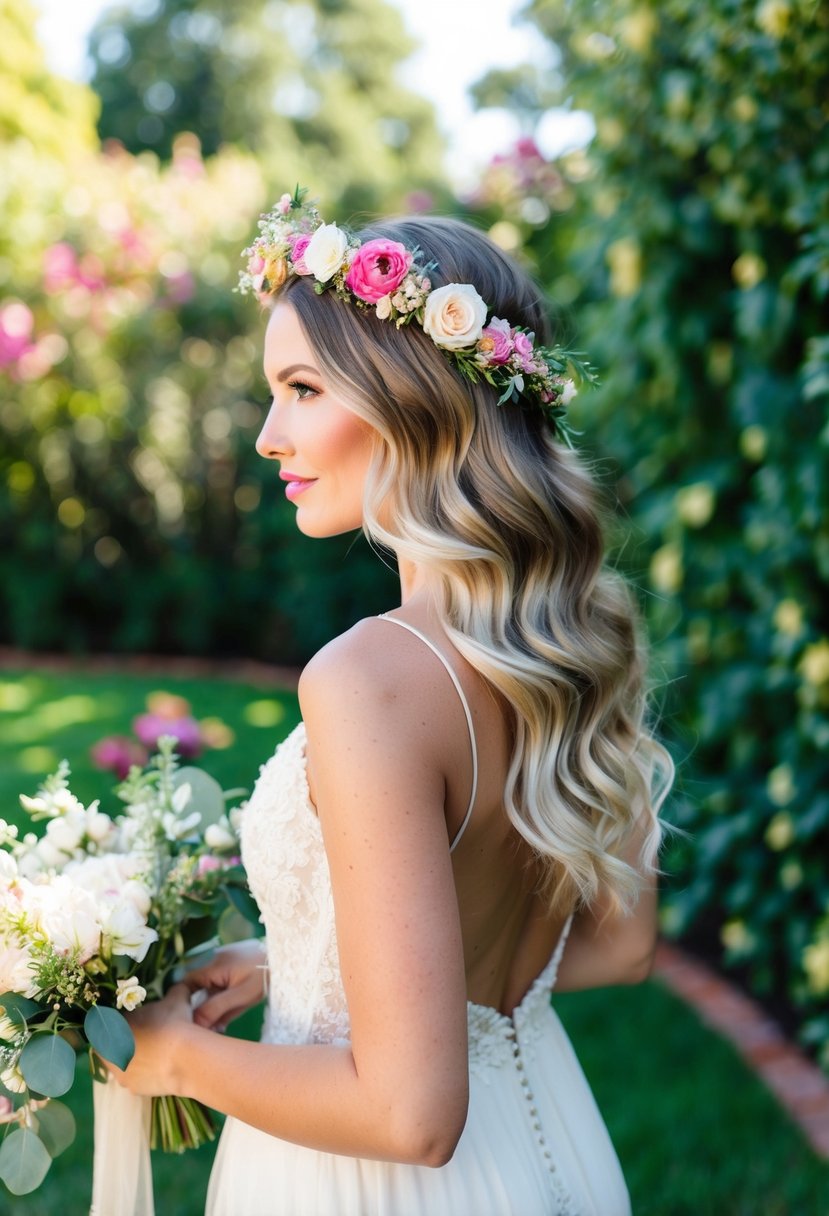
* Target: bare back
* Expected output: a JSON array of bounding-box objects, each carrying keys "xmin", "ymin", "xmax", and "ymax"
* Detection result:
[{"xmin": 370, "ymin": 606, "xmax": 571, "ymax": 1017}]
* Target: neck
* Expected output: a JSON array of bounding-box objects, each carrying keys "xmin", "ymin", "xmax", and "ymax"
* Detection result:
[{"xmin": 397, "ymin": 557, "xmax": 428, "ymax": 603}]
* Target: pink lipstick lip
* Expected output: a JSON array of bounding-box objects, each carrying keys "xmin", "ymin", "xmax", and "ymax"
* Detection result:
[{"xmin": 282, "ymin": 474, "xmax": 316, "ymax": 501}]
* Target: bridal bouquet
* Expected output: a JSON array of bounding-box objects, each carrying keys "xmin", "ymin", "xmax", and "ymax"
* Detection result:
[{"xmin": 0, "ymin": 738, "xmax": 258, "ymax": 1198}]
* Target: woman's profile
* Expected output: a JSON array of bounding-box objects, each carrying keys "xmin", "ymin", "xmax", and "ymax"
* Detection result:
[{"xmin": 112, "ymin": 189, "xmax": 674, "ymax": 1215}]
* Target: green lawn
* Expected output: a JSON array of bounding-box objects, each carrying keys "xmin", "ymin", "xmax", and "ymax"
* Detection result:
[{"xmin": 1, "ymin": 666, "xmax": 828, "ymax": 1214}]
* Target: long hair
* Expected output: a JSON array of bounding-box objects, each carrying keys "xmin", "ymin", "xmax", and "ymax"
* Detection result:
[{"xmin": 278, "ymin": 215, "xmax": 674, "ymax": 920}]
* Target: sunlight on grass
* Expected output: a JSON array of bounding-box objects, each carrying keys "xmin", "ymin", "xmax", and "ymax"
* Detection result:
[
  {"xmin": 0, "ymin": 680, "xmax": 33, "ymax": 711},
  {"xmin": 243, "ymin": 699, "xmax": 286, "ymax": 728},
  {"xmin": 17, "ymin": 745, "xmax": 60, "ymax": 773},
  {"xmin": 4, "ymin": 693, "xmax": 113, "ymax": 745}
]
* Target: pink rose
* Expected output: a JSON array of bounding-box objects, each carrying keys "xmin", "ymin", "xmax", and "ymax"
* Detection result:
[
  {"xmin": 289, "ymin": 233, "xmax": 313, "ymax": 275},
  {"xmin": 344, "ymin": 239, "xmax": 412, "ymax": 303},
  {"xmin": 512, "ymin": 330, "xmax": 539, "ymax": 372},
  {"xmin": 479, "ymin": 317, "xmax": 514, "ymax": 365}
]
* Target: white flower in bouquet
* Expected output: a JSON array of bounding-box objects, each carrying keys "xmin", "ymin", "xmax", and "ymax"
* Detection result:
[
  {"xmin": 204, "ymin": 817, "xmax": 236, "ymax": 851},
  {"xmin": 0, "ymin": 1062, "xmax": 26, "ymax": 1093},
  {"xmin": 0, "ymin": 945, "xmax": 38, "ymax": 1000},
  {"xmin": 101, "ymin": 901, "xmax": 158, "ymax": 964},
  {"xmin": 28, "ymin": 876, "xmax": 103, "ymax": 965},
  {"xmin": 115, "ymin": 976, "xmax": 147, "ymax": 1012}
]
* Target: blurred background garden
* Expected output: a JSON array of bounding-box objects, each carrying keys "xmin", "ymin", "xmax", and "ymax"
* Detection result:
[{"xmin": 1, "ymin": 0, "xmax": 828, "ymax": 1210}]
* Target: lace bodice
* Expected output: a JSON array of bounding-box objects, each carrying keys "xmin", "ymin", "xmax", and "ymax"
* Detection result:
[{"xmin": 241, "ymin": 720, "xmax": 573, "ymax": 1073}]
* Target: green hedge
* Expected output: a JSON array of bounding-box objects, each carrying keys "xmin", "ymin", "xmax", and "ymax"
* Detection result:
[{"xmin": 479, "ymin": 0, "xmax": 829, "ymax": 1063}]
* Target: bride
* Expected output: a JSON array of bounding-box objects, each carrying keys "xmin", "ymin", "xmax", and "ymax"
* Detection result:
[{"xmin": 111, "ymin": 190, "xmax": 673, "ymax": 1214}]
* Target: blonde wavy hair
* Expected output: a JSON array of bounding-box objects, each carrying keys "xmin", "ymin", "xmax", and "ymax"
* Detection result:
[{"xmin": 278, "ymin": 215, "xmax": 674, "ymax": 921}]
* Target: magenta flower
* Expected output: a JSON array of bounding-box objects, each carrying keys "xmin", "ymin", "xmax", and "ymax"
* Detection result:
[
  {"xmin": 479, "ymin": 317, "xmax": 514, "ymax": 365},
  {"xmin": 344, "ymin": 239, "xmax": 412, "ymax": 303},
  {"xmin": 90, "ymin": 736, "xmax": 149, "ymax": 780},
  {"xmin": 133, "ymin": 713, "xmax": 203, "ymax": 758}
]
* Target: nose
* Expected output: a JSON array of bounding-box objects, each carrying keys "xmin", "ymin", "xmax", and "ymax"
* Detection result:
[{"xmin": 256, "ymin": 399, "xmax": 293, "ymax": 460}]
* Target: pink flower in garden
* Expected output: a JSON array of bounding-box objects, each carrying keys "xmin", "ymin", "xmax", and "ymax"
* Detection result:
[
  {"xmin": 43, "ymin": 243, "xmax": 80, "ymax": 292},
  {"xmin": 90, "ymin": 736, "xmax": 149, "ymax": 780},
  {"xmin": 344, "ymin": 239, "xmax": 412, "ymax": 303},
  {"xmin": 404, "ymin": 190, "xmax": 434, "ymax": 214},
  {"xmin": 164, "ymin": 272, "xmax": 195, "ymax": 304},
  {"xmin": 133, "ymin": 712, "xmax": 203, "ymax": 758},
  {"xmin": 288, "ymin": 233, "xmax": 313, "ymax": 275},
  {"xmin": 479, "ymin": 317, "xmax": 514, "ymax": 365},
  {"xmin": 0, "ymin": 301, "xmax": 35, "ymax": 369}
]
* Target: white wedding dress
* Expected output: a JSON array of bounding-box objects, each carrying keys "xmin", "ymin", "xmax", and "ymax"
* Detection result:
[{"xmin": 206, "ymin": 618, "xmax": 632, "ymax": 1215}]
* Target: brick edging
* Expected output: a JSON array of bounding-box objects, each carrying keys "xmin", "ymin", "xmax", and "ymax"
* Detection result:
[{"xmin": 652, "ymin": 940, "xmax": 829, "ymax": 1158}]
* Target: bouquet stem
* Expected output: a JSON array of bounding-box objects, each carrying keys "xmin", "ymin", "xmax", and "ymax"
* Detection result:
[{"xmin": 150, "ymin": 1095, "xmax": 216, "ymax": 1153}]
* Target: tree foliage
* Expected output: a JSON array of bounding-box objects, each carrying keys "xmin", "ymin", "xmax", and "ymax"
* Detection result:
[
  {"xmin": 474, "ymin": 0, "xmax": 829, "ymax": 1061},
  {"xmin": 0, "ymin": 0, "xmax": 99, "ymax": 158},
  {"xmin": 88, "ymin": 0, "xmax": 445, "ymax": 211}
]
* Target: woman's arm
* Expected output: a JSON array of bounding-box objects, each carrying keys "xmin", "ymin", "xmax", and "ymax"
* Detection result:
[
  {"xmin": 554, "ymin": 812, "xmax": 660, "ymax": 993},
  {"xmin": 118, "ymin": 621, "xmax": 470, "ymax": 1166}
]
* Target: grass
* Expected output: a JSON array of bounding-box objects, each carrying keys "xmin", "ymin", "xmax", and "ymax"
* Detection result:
[{"xmin": 2, "ymin": 665, "xmax": 828, "ymax": 1214}]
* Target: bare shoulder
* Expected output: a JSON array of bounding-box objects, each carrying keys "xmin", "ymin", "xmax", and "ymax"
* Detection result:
[{"xmin": 298, "ymin": 616, "xmax": 434, "ymax": 733}]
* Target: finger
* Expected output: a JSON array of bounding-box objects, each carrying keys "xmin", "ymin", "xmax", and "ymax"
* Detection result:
[{"xmin": 192, "ymin": 988, "xmax": 249, "ymax": 1029}]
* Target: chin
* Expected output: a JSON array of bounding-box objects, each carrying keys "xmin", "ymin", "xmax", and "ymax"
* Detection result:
[{"xmin": 294, "ymin": 510, "xmax": 363, "ymax": 539}]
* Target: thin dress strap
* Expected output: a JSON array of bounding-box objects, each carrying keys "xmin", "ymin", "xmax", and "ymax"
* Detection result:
[{"xmin": 377, "ymin": 614, "xmax": 478, "ymax": 852}]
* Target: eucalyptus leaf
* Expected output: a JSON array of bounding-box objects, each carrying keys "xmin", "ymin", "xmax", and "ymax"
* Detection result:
[
  {"xmin": 84, "ymin": 1005, "xmax": 135, "ymax": 1070},
  {"xmin": 173, "ymin": 767, "xmax": 225, "ymax": 828},
  {"xmin": 224, "ymin": 883, "xmax": 261, "ymax": 926},
  {"xmin": 0, "ymin": 993, "xmax": 42, "ymax": 1025},
  {"xmin": 0, "ymin": 1127, "xmax": 52, "ymax": 1194},
  {"xmin": 18, "ymin": 1034, "xmax": 76, "ymax": 1098},
  {"xmin": 32, "ymin": 1100, "xmax": 76, "ymax": 1158},
  {"xmin": 218, "ymin": 905, "xmax": 255, "ymax": 945}
]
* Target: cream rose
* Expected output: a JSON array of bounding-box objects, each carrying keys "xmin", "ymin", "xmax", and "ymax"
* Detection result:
[
  {"xmin": 422, "ymin": 283, "xmax": 488, "ymax": 350},
  {"xmin": 303, "ymin": 223, "xmax": 349, "ymax": 283}
]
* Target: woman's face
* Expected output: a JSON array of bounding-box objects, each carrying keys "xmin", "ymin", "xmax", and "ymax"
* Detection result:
[{"xmin": 257, "ymin": 301, "xmax": 375, "ymax": 537}]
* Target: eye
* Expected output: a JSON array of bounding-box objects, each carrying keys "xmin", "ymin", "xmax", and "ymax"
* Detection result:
[{"xmin": 288, "ymin": 379, "xmax": 319, "ymax": 400}]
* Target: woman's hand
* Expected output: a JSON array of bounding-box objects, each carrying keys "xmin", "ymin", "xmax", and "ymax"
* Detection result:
[
  {"xmin": 107, "ymin": 981, "xmax": 195, "ymax": 1097},
  {"xmin": 183, "ymin": 938, "xmax": 268, "ymax": 1033}
]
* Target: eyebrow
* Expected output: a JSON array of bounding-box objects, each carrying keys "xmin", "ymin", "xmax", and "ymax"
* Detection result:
[{"xmin": 272, "ymin": 362, "xmax": 321, "ymax": 382}]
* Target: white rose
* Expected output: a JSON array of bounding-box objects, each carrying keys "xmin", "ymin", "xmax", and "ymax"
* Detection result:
[
  {"xmin": 375, "ymin": 294, "xmax": 392, "ymax": 320},
  {"xmin": 422, "ymin": 283, "xmax": 488, "ymax": 351},
  {"xmin": 115, "ymin": 976, "xmax": 147, "ymax": 1012},
  {"xmin": 303, "ymin": 223, "xmax": 348, "ymax": 283},
  {"xmin": 103, "ymin": 902, "xmax": 158, "ymax": 964}
]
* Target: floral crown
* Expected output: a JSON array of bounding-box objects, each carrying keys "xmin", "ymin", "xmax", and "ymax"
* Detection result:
[{"xmin": 237, "ymin": 187, "xmax": 594, "ymax": 444}]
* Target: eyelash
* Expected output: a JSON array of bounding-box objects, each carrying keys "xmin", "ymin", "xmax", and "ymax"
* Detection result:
[{"xmin": 287, "ymin": 379, "xmax": 319, "ymax": 400}]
